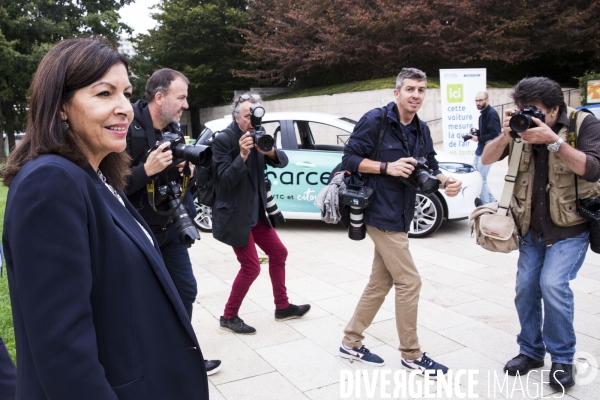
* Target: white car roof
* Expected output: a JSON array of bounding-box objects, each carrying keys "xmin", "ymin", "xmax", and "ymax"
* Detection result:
[{"xmin": 204, "ymin": 111, "xmax": 356, "ymax": 132}]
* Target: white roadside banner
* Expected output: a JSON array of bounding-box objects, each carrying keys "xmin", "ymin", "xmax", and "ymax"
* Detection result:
[{"xmin": 439, "ymin": 68, "xmax": 487, "ymax": 162}]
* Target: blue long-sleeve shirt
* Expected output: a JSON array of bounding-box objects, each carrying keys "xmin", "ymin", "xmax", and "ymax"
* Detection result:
[{"xmin": 342, "ymin": 102, "xmax": 440, "ymax": 232}]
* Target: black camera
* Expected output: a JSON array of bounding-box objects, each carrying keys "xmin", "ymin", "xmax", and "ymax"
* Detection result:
[
  {"xmin": 399, "ymin": 157, "xmax": 440, "ymax": 194},
  {"xmin": 148, "ymin": 133, "xmax": 213, "ymax": 247},
  {"xmin": 509, "ymin": 105, "xmax": 545, "ymax": 139},
  {"xmin": 341, "ymin": 180, "xmax": 375, "ymax": 241},
  {"xmin": 249, "ymin": 105, "xmax": 275, "ymax": 152},
  {"xmin": 462, "ymin": 128, "xmax": 479, "ymax": 142},
  {"xmin": 150, "ymin": 133, "xmax": 212, "ymax": 168},
  {"xmin": 265, "ymin": 177, "xmax": 286, "ymax": 226},
  {"xmin": 577, "ymin": 197, "xmax": 600, "ymax": 253},
  {"xmin": 156, "ymin": 181, "xmax": 200, "ymax": 248}
]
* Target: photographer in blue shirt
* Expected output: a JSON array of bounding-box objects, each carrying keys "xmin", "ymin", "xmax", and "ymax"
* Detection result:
[{"xmin": 338, "ymin": 68, "xmax": 462, "ymax": 377}]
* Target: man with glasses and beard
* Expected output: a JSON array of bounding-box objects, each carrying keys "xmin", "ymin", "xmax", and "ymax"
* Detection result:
[
  {"xmin": 125, "ymin": 68, "xmax": 221, "ymax": 376},
  {"xmin": 212, "ymin": 93, "xmax": 310, "ymax": 334},
  {"xmin": 466, "ymin": 91, "xmax": 501, "ymax": 205}
]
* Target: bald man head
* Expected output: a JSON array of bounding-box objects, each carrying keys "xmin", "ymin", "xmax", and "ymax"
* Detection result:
[{"xmin": 475, "ymin": 92, "xmax": 489, "ymax": 110}]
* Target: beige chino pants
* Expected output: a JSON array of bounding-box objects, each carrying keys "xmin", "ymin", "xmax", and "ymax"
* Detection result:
[{"xmin": 342, "ymin": 226, "xmax": 423, "ymax": 360}]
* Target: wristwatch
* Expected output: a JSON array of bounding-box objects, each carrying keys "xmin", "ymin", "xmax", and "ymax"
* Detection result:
[{"xmin": 547, "ymin": 138, "xmax": 564, "ymax": 153}]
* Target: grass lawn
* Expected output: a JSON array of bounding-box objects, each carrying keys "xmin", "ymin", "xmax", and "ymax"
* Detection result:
[
  {"xmin": 263, "ymin": 76, "xmax": 515, "ymax": 101},
  {"xmin": 0, "ymin": 182, "xmax": 15, "ymax": 362}
]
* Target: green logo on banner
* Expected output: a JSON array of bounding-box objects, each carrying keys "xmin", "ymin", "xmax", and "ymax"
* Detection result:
[{"xmin": 447, "ymin": 84, "xmax": 463, "ymax": 103}]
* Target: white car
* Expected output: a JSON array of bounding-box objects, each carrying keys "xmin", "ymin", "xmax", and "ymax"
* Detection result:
[{"xmin": 196, "ymin": 112, "xmax": 482, "ymax": 238}]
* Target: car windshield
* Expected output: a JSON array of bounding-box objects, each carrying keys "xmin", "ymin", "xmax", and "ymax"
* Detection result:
[{"xmin": 198, "ymin": 127, "xmax": 214, "ymax": 143}]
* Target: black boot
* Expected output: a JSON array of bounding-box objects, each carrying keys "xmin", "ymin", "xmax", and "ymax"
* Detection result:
[
  {"xmin": 504, "ymin": 354, "xmax": 544, "ymax": 376},
  {"xmin": 275, "ymin": 304, "xmax": 311, "ymax": 321},
  {"xmin": 549, "ymin": 362, "xmax": 574, "ymax": 389}
]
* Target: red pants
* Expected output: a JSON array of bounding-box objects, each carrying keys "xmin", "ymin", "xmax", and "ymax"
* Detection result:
[{"xmin": 223, "ymin": 219, "xmax": 290, "ymax": 319}]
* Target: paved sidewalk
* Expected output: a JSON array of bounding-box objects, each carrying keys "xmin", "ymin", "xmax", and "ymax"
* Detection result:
[{"xmin": 188, "ymin": 157, "xmax": 600, "ymax": 400}]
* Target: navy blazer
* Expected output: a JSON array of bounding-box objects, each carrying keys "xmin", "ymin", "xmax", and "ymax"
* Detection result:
[{"xmin": 2, "ymin": 155, "xmax": 208, "ymax": 399}]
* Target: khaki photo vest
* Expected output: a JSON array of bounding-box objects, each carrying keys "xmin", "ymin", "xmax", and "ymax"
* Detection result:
[{"xmin": 509, "ymin": 107, "xmax": 600, "ymax": 235}]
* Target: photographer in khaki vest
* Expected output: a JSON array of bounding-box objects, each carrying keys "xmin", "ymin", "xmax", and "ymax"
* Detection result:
[{"xmin": 482, "ymin": 77, "xmax": 600, "ymax": 389}]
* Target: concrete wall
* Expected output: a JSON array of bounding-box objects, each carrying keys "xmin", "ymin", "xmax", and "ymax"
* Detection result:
[{"xmin": 200, "ymin": 88, "xmax": 581, "ymax": 143}]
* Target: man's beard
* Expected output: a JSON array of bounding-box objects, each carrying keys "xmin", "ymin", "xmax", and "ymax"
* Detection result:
[{"xmin": 159, "ymin": 102, "xmax": 182, "ymax": 125}]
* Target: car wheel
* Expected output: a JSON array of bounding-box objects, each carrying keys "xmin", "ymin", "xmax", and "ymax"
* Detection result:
[
  {"xmin": 408, "ymin": 192, "xmax": 444, "ymax": 238},
  {"xmin": 194, "ymin": 200, "xmax": 213, "ymax": 232}
]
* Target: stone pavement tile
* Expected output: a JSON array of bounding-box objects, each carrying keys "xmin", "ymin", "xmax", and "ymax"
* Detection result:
[
  {"xmin": 573, "ymin": 290, "xmax": 600, "ymax": 315},
  {"xmin": 410, "ymin": 246, "xmax": 489, "ymax": 273},
  {"xmin": 285, "ymin": 276, "xmax": 349, "ymax": 301},
  {"xmin": 195, "ymin": 289, "xmax": 263, "ymax": 319},
  {"xmin": 592, "ymin": 290, "xmax": 600, "ymax": 299},
  {"xmin": 418, "ymin": 265, "xmax": 484, "ymax": 288},
  {"xmin": 293, "ymin": 262, "xmax": 368, "ymax": 285},
  {"xmin": 579, "ymin": 263, "xmax": 600, "ymax": 277},
  {"xmin": 419, "ymin": 279, "xmax": 481, "ymax": 308},
  {"xmin": 335, "ymin": 278, "xmax": 370, "ymax": 297},
  {"xmin": 574, "ymin": 310, "xmax": 600, "ymax": 340},
  {"xmin": 256, "ymin": 338, "xmax": 353, "ymax": 392},
  {"xmin": 189, "ymin": 247, "xmax": 232, "ymax": 263},
  {"xmin": 315, "ymin": 293, "xmax": 395, "ymax": 324},
  {"xmin": 258, "ymin": 265, "xmax": 310, "ymax": 281},
  {"xmin": 467, "ymin": 253, "xmax": 520, "ymax": 271},
  {"xmin": 252, "ymin": 293, "xmax": 332, "ymax": 321},
  {"xmin": 208, "ymin": 381, "xmax": 226, "ymax": 400},
  {"xmin": 465, "ymin": 266, "xmax": 516, "ymax": 284},
  {"xmin": 287, "ymin": 314, "xmax": 384, "ymax": 360},
  {"xmin": 315, "ymin": 250, "xmax": 374, "ymax": 273},
  {"xmin": 285, "ymin": 248, "xmax": 325, "ymax": 267},
  {"xmin": 571, "ymin": 276, "xmax": 600, "ymax": 294},
  {"xmin": 449, "ymin": 299, "xmax": 520, "ymax": 336},
  {"xmin": 457, "ymin": 281, "xmax": 516, "ymax": 309},
  {"xmin": 197, "ymin": 260, "xmax": 240, "ymax": 281},
  {"xmin": 216, "ymin": 372, "xmax": 307, "ymax": 400},
  {"xmin": 304, "ymin": 381, "xmax": 382, "ymax": 400},
  {"xmin": 416, "ymin": 299, "xmax": 476, "ymax": 332},
  {"xmin": 587, "ymin": 272, "xmax": 600, "ymax": 281},
  {"xmin": 195, "ymin": 272, "xmax": 232, "ymax": 295},
  {"xmin": 582, "ymin": 251, "xmax": 600, "ymax": 267},
  {"xmin": 415, "ymin": 241, "xmax": 492, "ymax": 260},
  {"xmin": 576, "ymin": 333, "xmax": 600, "ymax": 363},
  {"xmin": 365, "ymin": 320, "xmax": 464, "ymax": 357},
  {"xmin": 202, "ymin": 334, "xmax": 275, "ymax": 386},
  {"xmin": 432, "ymin": 347, "xmax": 548, "ymax": 400},
  {"xmin": 438, "ymin": 321, "xmax": 519, "ymax": 365},
  {"xmin": 228, "ymin": 309, "xmax": 306, "ymax": 350},
  {"xmin": 190, "ymin": 306, "xmax": 228, "ymax": 345}
]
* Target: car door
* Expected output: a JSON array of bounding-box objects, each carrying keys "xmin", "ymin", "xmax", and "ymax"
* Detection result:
[{"xmin": 266, "ymin": 119, "xmax": 350, "ymax": 216}]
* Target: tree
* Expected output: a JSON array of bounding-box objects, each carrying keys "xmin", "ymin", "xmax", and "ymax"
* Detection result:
[
  {"xmin": 236, "ymin": 0, "xmax": 600, "ymax": 87},
  {"xmin": 130, "ymin": 0, "xmax": 256, "ymax": 135},
  {"xmin": 0, "ymin": 0, "xmax": 132, "ymax": 153}
]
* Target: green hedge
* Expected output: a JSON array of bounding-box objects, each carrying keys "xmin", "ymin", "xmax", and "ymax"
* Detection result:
[{"xmin": 0, "ymin": 182, "xmax": 15, "ymax": 362}]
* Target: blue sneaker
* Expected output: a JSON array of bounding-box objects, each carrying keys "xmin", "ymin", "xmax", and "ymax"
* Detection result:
[
  {"xmin": 339, "ymin": 344, "xmax": 385, "ymax": 366},
  {"xmin": 402, "ymin": 353, "xmax": 448, "ymax": 379}
]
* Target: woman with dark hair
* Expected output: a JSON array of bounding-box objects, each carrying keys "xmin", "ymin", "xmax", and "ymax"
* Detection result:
[{"xmin": 1, "ymin": 38, "xmax": 208, "ymax": 399}]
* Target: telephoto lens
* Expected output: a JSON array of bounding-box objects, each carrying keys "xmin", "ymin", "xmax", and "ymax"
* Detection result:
[
  {"xmin": 348, "ymin": 203, "xmax": 367, "ymax": 240},
  {"xmin": 264, "ymin": 177, "xmax": 286, "ymax": 226},
  {"xmin": 167, "ymin": 197, "xmax": 200, "ymax": 248}
]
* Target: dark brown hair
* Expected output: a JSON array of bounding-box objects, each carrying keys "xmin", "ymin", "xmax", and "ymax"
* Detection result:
[
  {"xmin": 145, "ymin": 68, "xmax": 189, "ymax": 102},
  {"xmin": 512, "ymin": 77, "xmax": 567, "ymax": 115},
  {"xmin": 1, "ymin": 38, "xmax": 131, "ymax": 189}
]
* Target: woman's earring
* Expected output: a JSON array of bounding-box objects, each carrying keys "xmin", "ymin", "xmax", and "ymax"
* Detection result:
[{"xmin": 63, "ymin": 120, "xmax": 69, "ymax": 129}]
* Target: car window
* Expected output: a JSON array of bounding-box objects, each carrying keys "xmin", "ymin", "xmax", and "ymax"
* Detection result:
[{"xmin": 292, "ymin": 121, "xmax": 350, "ymax": 150}]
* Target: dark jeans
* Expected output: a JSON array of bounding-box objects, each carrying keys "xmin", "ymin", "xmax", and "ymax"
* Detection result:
[
  {"xmin": 223, "ymin": 219, "xmax": 289, "ymax": 319},
  {"xmin": 152, "ymin": 223, "xmax": 197, "ymax": 319},
  {"xmin": 0, "ymin": 337, "xmax": 16, "ymax": 399}
]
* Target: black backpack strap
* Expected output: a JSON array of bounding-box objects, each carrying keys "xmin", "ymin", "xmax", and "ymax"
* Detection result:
[{"xmin": 369, "ymin": 107, "xmax": 388, "ymax": 160}]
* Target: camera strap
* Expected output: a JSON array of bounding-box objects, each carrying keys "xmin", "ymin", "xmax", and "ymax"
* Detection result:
[{"xmin": 145, "ymin": 161, "xmax": 194, "ymax": 216}]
